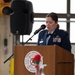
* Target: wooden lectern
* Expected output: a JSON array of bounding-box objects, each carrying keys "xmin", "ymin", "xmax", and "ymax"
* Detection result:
[{"xmin": 14, "ymin": 45, "xmax": 74, "ymax": 75}]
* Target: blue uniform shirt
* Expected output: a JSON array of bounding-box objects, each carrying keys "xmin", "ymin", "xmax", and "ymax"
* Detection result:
[{"xmin": 37, "ymin": 27, "xmax": 71, "ymax": 52}]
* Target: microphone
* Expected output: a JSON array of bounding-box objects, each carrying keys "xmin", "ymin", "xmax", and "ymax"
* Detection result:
[{"xmin": 34, "ymin": 24, "xmax": 46, "ymax": 35}]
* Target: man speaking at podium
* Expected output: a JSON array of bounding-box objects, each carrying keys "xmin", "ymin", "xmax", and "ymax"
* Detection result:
[{"xmin": 37, "ymin": 12, "xmax": 71, "ymax": 52}]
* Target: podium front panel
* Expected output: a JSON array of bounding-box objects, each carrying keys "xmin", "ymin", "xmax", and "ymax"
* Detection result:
[{"xmin": 14, "ymin": 45, "xmax": 74, "ymax": 75}]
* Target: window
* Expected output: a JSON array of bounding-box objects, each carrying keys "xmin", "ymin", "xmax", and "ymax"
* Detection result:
[
  {"xmin": 58, "ymin": 18, "xmax": 67, "ymax": 31},
  {"xmin": 20, "ymin": 18, "xmax": 67, "ymax": 43},
  {"xmin": 70, "ymin": 19, "xmax": 75, "ymax": 43},
  {"xmin": 28, "ymin": 0, "xmax": 67, "ymax": 13},
  {"xmin": 71, "ymin": 0, "xmax": 75, "ymax": 13}
]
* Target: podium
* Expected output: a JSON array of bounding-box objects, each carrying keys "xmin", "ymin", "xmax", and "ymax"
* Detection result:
[{"xmin": 14, "ymin": 45, "xmax": 74, "ymax": 75}]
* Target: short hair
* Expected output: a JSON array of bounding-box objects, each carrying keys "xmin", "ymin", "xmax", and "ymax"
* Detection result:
[{"xmin": 46, "ymin": 12, "xmax": 58, "ymax": 23}]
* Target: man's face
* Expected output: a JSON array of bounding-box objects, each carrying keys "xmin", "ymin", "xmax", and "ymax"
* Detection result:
[{"xmin": 46, "ymin": 17, "xmax": 58, "ymax": 32}]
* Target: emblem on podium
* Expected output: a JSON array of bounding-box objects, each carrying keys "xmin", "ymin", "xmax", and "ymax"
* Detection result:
[{"xmin": 24, "ymin": 51, "xmax": 47, "ymax": 75}]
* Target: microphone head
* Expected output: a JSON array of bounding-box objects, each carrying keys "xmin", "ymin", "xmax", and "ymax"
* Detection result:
[
  {"xmin": 34, "ymin": 24, "xmax": 46, "ymax": 35},
  {"xmin": 41, "ymin": 24, "xmax": 46, "ymax": 29}
]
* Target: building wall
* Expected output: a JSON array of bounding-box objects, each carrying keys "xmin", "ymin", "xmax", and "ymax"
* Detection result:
[
  {"xmin": 0, "ymin": 16, "xmax": 13, "ymax": 75},
  {"xmin": 0, "ymin": 17, "xmax": 75, "ymax": 75},
  {"xmin": 72, "ymin": 45, "xmax": 75, "ymax": 75}
]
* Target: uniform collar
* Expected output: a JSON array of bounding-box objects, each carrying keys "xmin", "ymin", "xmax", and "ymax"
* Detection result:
[{"xmin": 48, "ymin": 30, "xmax": 54, "ymax": 34}]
